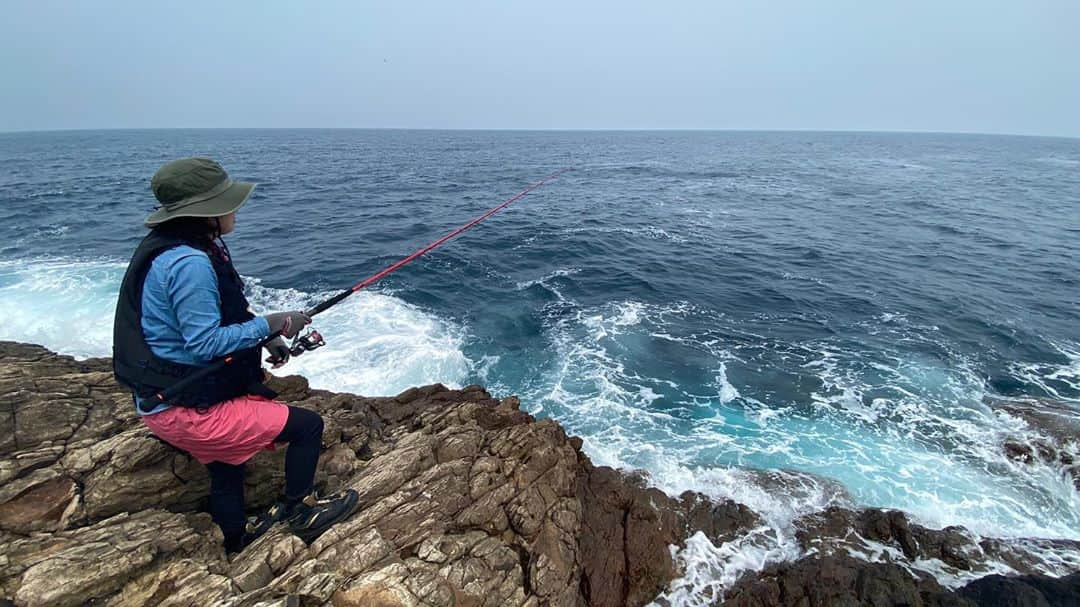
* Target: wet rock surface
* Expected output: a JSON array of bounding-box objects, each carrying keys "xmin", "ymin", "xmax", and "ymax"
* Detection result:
[
  {"xmin": 957, "ymin": 572, "xmax": 1080, "ymax": 607},
  {"xmin": 1, "ymin": 342, "xmax": 1077, "ymax": 606},
  {"xmin": 718, "ymin": 553, "xmax": 969, "ymax": 607},
  {"xmin": 722, "ymin": 563, "xmax": 1080, "ymax": 607},
  {"xmin": 989, "ymin": 396, "xmax": 1080, "ymax": 491}
]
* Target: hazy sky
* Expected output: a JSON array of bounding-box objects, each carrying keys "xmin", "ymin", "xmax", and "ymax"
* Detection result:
[{"xmin": 3, "ymin": 1, "xmax": 1078, "ymax": 136}]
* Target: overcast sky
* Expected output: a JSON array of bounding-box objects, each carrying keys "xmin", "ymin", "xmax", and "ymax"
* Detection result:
[{"xmin": 3, "ymin": 1, "xmax": 1078, "ymax": 136}]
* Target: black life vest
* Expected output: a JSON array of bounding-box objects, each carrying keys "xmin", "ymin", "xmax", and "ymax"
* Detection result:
[{"xmin": 113, "ymin": 230, "xmax": 268, "ymax": 409}]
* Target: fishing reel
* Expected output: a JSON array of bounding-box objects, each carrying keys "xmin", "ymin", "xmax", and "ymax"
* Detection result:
[
  {"xmin": 289, "ymin": 329, "xmax": 326, "ymax": 357},
  {"xmin": 265, "ymin": 329, "xmax": 326, "ymax": 366}
]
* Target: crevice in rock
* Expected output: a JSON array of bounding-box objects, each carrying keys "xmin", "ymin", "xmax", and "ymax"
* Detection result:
[
  {"xmin": 58, "ymin": 399, "xmax": 94, "ymax": 453},
  {"xmin": 7, "ymin": 392, "xmax": 25, "ymax": 455},
  {"xmin": 3, "ymin": 392, "xmax": 18, "ymax": 453},
  {"xmin": 397, "ymin": 542, "xmax": 420, "ymax": 560},
  {"xmin": 168, "ymin": 452, "xmax": 190, "ymax": 486},
  {"xmin": 578, "ymin": 570, "xmax": 591, "ymax": 604},
  {"xmin": 9, "ymin": 457, "xmax": 60, "ymax": 483},
  {"xmin": 621, "ymin": 506, "xmax": 631, "ymax": 606},
  {"xmin": 511, "ymin": 542, "xmax": 533, "ymax": 596},
  {"xmin": 353, "ymin": 442, "xmax": 372, "ymax": 461}
]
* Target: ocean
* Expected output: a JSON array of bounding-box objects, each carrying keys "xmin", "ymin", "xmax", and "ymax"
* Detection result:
[{"xmin": 1, "ymin": 129, "xmax": 1078, "ymax": 595}]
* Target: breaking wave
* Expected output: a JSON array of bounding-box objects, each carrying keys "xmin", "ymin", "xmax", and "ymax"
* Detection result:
[{"xmin": 0, "ymin": 258, "xmax": 471, "ymax": 396}]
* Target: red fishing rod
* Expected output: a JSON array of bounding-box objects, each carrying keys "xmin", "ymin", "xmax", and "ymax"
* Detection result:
[
  {"xmin": 306, "ymin": 167, "xmax": 570, "ymax": 317},
  {"xmin": 151, "ymin": 168, "xmax": 570, "ymax": 405}
]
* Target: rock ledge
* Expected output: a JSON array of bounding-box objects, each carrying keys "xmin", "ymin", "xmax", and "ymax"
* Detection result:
[{"xmin": 1, "ymin": 342, "xmax": 1077, "ymax": 607}]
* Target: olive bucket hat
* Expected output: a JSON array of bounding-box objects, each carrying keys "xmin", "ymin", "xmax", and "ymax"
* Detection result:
[{"xmin": 145, "ymin": 157, "xmax": 256, "ymax": 227}]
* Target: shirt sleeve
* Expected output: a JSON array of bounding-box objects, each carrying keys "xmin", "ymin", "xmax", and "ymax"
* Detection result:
[{"xmin": 163, "ymin": 251, "xmax": 270, "ymax": 362}]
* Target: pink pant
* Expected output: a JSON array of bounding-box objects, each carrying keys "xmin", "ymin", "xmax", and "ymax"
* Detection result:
[{"xmin": 142, "ymin": 395, "xmax": 290, "ymax": 465}]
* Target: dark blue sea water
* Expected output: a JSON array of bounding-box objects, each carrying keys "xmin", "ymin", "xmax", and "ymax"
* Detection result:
[{"xmin": 1, "ymin": 130, "xmax": 1078, "ymax": 587}]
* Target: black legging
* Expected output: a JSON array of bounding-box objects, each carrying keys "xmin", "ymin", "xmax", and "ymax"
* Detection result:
[{"xmin": 206, "ymin": 405, "xmax": 323, "ymax": 550}]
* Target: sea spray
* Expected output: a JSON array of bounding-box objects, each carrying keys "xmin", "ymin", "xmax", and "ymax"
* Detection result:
[{"xmin": 0, "ymin": 258, "xmax": 473, "ymax": 396}]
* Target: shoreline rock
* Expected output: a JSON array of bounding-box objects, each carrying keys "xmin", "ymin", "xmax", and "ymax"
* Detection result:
[
  {"xmin": 1, "ymin": 341, "xmax": 1077, "ymax": 606},
  {"xmin": 989, "ymin": 396, "xmax": 1080, "ymax": 491}
]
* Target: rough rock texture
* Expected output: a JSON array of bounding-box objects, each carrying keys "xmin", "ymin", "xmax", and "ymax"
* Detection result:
[
  {"xmin": 0, "ymin": 342, "xmax": 756, "ymax": 607},
  {"xmin": 794, "ymin": 507, "xmax": 1080, "ymax": 578},
  {"xmin": 958, "ymin": 572, "xmax": 1080, "ymax": 607},
  {"xmin": 719, "ymin": 553, "xmax": 971, "ymax": 607},
  {"xmin": 989, "ymin": 396, "xmax": 1080, "ymax": 491},
  {"xmin": 719, "ymin": 558, "xmax": 1080, "ymax": 607},
  {"xmin": 1, "ymin": 342, "xmax": 1077, "ymax": 607},
  {"xmin": 710, "ymin": 507, "xmax": 1080, "ymax": 607},
  {"xmin": 722, "ymin": 563, "xmax": 1080, "ymax": 607}
]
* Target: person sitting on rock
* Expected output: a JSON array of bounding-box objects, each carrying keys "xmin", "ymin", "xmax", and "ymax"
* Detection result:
[{"xmin": 112, "ymin": 156, "xmax": 359, "ymax": 553}]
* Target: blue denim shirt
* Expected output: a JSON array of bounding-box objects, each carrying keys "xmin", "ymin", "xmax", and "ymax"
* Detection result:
[{"xmin": 136, "ymin": 244, "xmax": 270, "ymax": 414}]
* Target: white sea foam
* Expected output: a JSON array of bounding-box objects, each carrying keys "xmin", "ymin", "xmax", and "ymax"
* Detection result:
[
  {"xmin": 14, "ymin": 225, "xmax": 71, "ymax": 246},
  {"xmin": 518, "ymin": 297, "xmax": 1080, "ymax": 604},
  {"xmin": 854, "ymin": 157, "xmax": 932, "ymax": 171},
  {"xmin": 780, "ymin": 271, "xmax": 827, "ymax": 287},
  {"xmin": 798, "ymin": 345, "xmax": 1080, "ymax": 540},
  {"xmin": 531, "ymin": 298, "xmax": 1078, "ymax": 534},
  {"xmin": 650, "ymin": 528, "xmax": 799, "ymax": 607},
  {"xmin": 514, "ymin": 267, "xmax": 581, "ymax": 301},
  {"xmin": 245, "ymin": 281, "xmax": 471, "ymax": 396},
  {"xmin": 1034, "ymin": 156, "xmax": 1080, "ymax": 167},
  {"xmin": 1008, "ymin": 341, "xmax": 1080, "ymax": 403},
  {"xmin": 562, "ymin": 225, "xmax": 689, "ymax": 243},
  {"xmin": 0, "ymin": 258, "xmax": 472, "ymax": 396},
  {"xmin": 0, "ymin": 258, "xmax": 125, "ymax": 358},
  {"xmin": 715, "ymin": 362, "xmax": 740, "ymax": 404}
]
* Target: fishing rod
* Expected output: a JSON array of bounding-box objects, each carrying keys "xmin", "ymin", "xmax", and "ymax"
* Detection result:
[{"xmin": 148, "ymin": 168, "xmax": 570, "ymax": 407}]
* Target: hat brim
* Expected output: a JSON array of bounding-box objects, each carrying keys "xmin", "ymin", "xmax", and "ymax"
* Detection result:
[{"xmin": 145, "ymin": 181, "xmax": 256, "ymax": 227}]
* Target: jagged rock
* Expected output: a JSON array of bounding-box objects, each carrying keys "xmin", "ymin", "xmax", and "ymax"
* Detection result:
[
  {"xmin": 990, "ymin": 397, "xmax": 1080, "ymax": 490},
  {"xmin": 957, "ymin": 571, "xmax": 1080, "ymax": 607},
  {"xmin": 2, "ymin": 510, "xmax": 225, "ymax": 607},
  {"xmin": 0, "ymin": 342, "xmax": 758, "ymax": 606},
  {"xmin": 1, "ymin": 341, "xmax": 1077, "ymax": 607},
  {"xmin": 990, "ymin": 398, "xmax": 1080, "ymax": 448},
  {"xmin": 719, "ymin": 553, "xmax": 973, "ymax": 607},
  {"xmin": 793, "ymin": 505, "xmax": 1080, "ymax": 582}
]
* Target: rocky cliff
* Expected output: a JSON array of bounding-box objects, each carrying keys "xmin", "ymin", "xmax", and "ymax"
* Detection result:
[{"xmin": 0, "ymin": 342, "xmax": 1076, "ymax": 607}]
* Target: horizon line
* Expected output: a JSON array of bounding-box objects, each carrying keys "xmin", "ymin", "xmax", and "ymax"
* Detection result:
[{"xmin": 1, "ymin": 126, "xmax": 1078, "ymax": 141}]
